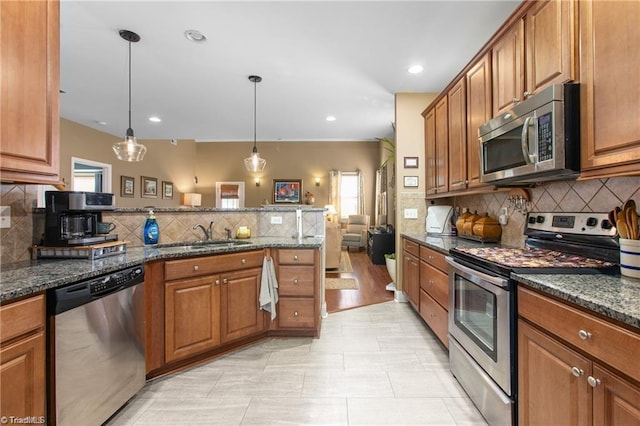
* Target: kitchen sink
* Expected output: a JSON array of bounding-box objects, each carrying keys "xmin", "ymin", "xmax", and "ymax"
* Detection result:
[{"xmin": 157, "ymin": 240, "xmax": 252, "ymax": 251}]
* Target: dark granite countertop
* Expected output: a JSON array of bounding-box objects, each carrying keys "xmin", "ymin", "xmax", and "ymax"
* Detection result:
[
  {"xmin": 0, "ymin": 237, "xmax": 322, "ymax": 303},
  {"xmin": 401, "ymin": 232, "xmax": 639, "ymax": 332},
  {"xmin": 513, "ymin": 272, "xmax": 640, "ymax": 330}
]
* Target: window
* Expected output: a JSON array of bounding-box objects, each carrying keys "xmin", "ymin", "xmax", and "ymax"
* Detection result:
[
  {"xmin": 215, "ymin": 182, "xmax": 245, "ymax": 209},
  {"xmin": 339, "ymin": 172, "xmax": 360, "ymax": 219}
]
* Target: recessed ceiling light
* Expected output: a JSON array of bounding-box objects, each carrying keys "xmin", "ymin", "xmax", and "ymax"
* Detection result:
[
  {"xmin": 408, "ymin": 65, "xmax": 424, "ymax": 74},
  {"xmin": 149, "ymin": 116, "xmax": 162, "ymax": 123},
  {"xmin": 326, "ymin": 116, "xmax": 336, "ymax": 122},
  {"xmin": 184, "ymin": 30, "xmax": 206, "ymax": 42}
]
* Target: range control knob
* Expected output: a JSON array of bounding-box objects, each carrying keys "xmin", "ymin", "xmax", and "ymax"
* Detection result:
[
  {"xmin": 602, "ymin": 220, "xmax": 613, "ymax": 230},
  {"xmin": 528, "ymin": 216, "xmax": 536, "ymax": 224},
  {"xmin": 586, "ymin": 217, "xmax": 598, "ymax": 227},
  {"xmin": 536, "ymin": 216, "xmax": 545, "ymax": 224}
]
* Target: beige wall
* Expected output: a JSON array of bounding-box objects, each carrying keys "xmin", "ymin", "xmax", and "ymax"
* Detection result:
[
  {"xmin": 194, "ymin": 141, "xmax": 380, "ymax": 214},
  {"xmin": 60, "ymin": 119, "xmax": 197, "ymax": 208},
  {"xmin": 59, "ymin": 120, "xmax": 380, "ymax": 215}
]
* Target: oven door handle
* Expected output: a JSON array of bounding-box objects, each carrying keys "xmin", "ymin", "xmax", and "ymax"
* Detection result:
[{"xmin": 445, "ymin": 256, "xmax": 510, "ymax": 289}]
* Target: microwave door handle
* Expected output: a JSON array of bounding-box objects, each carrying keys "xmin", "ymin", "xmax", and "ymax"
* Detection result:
[{"xmin": 521, "ymin": 116, "xmax": 536, "ymax": 164}]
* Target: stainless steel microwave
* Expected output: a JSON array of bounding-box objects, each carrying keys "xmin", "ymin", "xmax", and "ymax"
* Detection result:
[{"xmin": 479, "ymin": 83, "xmax": 580, "ymax": 185}]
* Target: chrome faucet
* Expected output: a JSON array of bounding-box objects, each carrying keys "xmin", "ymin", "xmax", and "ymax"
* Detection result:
[
  {"xmin": 193, "ymin": 221, "xmax": 214, "ymax": 241},
  {"xmin": 224, "ymin": 227, "xmax": 232, "ymax": 240}
]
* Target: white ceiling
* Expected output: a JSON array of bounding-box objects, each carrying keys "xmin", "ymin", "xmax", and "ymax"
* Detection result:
[{"xmin": 60, "ymin": 0, "xmax": 520, "ymax": 143}]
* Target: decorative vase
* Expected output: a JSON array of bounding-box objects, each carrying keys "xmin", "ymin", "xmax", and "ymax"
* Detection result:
[{"xmin": 385, "ymin": 256, "xmax": 396, "ymax": 291}]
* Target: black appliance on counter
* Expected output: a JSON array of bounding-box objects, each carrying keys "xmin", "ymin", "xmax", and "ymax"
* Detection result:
[
  {"xmin": 445, "ymin": 211, "xmax": 618, "ymax": 426},
  {"xmin": 44, "ymin": 191, "xmax": 117, "ymax": 246}
]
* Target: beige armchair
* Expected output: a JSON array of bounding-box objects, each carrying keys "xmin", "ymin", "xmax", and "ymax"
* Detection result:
[
  {"xmin": 325, "ymin": 222, "xmax": 343, "ymax": 269},
  {"xmin": 342, "ymin": 214, "xmax": 369, "ymax": 251}
]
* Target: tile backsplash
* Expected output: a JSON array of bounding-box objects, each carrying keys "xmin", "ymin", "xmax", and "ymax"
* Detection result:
[{"xmin": 0, "ymin": 184, "xmax": 324, "ymax": 265}]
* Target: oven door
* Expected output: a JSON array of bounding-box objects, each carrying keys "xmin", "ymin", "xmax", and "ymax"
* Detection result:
[{"xmin": 446, "ymin": 256, "xmax": 512, "ymax": 395}]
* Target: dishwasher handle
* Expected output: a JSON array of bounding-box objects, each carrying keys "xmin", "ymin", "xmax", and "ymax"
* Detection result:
[{"xmin": 48, "ymin": 265, "xmax": 144, "ymax": 315}]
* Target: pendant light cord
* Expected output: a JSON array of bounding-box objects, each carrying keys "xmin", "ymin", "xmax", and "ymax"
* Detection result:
[
  {"xmin": 253, "ymin": 78, "xmax": 257, "ymax": 150},
  {"xmin": 127, "ymin": 39, "xmax": 133, "ymax": 136}
]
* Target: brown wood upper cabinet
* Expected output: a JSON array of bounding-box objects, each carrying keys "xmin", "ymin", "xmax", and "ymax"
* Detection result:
[
  {"xmin": 465, "ymin": 53, "xmax": 492, "ymax": 189},
  {"xmin": 493, "ymin": 0, "xmax": 576, "ymax": 116},
  {"xmin": 579, "ymin": 0, "xmax": 640, "ymax": 178},
  {"xmin": 424, "ymin": 108, "xmax": 437, "ymax": 196},
  {"xmin": 0, "ymin": 0, "xmax": 60, "ymax": 184},
  {"xmin": 435, "ymin": 97, "xmax": 449, "ymax": 193},
  {"xmin": 448, "ymin": 79, "xmax": 467, "ymax": 192}
]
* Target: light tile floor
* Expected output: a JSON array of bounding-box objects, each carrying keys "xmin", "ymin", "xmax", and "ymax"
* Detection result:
[{"xmin": 107, "ymin": 301, "xmax": 487, "ymax": 425}]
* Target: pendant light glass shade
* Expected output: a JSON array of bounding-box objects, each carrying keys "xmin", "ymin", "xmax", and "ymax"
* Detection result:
[
  {"xmin": 113, "ymin": 30, "xmax": 147, "ymax": 162},
  {"xmin": 244, "ymin": 75, "xmax": 266, "ymax": 172}
]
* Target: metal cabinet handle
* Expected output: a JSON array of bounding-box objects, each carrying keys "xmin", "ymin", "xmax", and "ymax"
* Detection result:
[
  {"xmin": 222, "ymin": 278, "xmax": 228, "ymax": 284},
  {"xmin": 587, "ymin": 376, "xmax": 601, "ymax": 387},
  {"xmin": 241, "ymin": 258, "xmax": 246, "ymax": 264},
  {"xmin": 294, "ymin": 255, "xmax": 299, "ymax": 261},
  {"xmin": 294, "ymin": 279, "xmax": 299, "ymax": 284},
  {"xmin": 293, "ymin": 311, "xmax": 299, "ymax": 317},
  {"xmin": 428, "ymin": 280, "xmax": 434, "ymax": 285},
  {"xmin": 193, "ymin": 265, "xmax": 199, "ymax": 271},
  {"xmin": 571, "ymin": 367, "xmax": 584, "ymax": 377},
  {"xmin": 578, "ymin": 330, "xmax": 592, "ymax": 340},
  {"xmin": 512, "ymin": 97, "xmax": 520, "ymax": 103},
  {"xmin": 215, "ymin": 279, "xmax": 220, "ymax": 285},
  {"xmin": 524, "ymin": 91, "xmax": 532, "ymax": 99}
]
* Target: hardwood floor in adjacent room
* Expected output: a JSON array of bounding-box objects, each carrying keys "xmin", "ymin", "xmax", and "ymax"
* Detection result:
[{"xmin": 325, "ymin": 250, "xmax": 394, "ymax": 313}]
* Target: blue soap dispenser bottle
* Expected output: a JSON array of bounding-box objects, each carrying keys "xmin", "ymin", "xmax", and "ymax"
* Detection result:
[{"xmin": 143, "ymin": 209, "xmax": 159, "ymax": 245}]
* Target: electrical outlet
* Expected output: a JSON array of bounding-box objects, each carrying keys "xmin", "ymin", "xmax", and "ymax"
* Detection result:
[
  {"xmin": 270, "ymin": 216, "xmax": 283, "ymax": 224},
  {"xmin": 0, "ymin": 206, "xmax": 10, "ymax": 228},
  {"xmin": 404, "ymin": 208, "xmax": 418, "ymax": 219}
]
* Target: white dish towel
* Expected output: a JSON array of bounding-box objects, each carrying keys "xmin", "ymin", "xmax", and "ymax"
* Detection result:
[{"xmin": 259, "ymin": 256, "xmax": 279, "ymax": 320}]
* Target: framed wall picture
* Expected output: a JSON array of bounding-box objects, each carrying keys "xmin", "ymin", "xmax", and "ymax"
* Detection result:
[
  {"xmin": 141, "ymin": 176, "xmax": 158, "ymax": 198},
  {"xmin": 403, "ymin": 175, "xmax": 419, "ymax": 187},
  {"xmin": 273, "ymin": 179, "xmax": 302, "ymax": 203},
  {"xmin": 404, "ymin": 156, "xmax": 419, "ymax": 168},
  {"xmin": 120, "ymin": 175, "xmax": 135, "ymax": 198},
  {"xmin": 162, "ymin": 181, "xmax": 173, "ymax": 199}
]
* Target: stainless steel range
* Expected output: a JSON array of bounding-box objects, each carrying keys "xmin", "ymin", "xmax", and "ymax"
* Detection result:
[{"xmin": 446, "ymin": 212, "xmax": 618, "ymax": 426}]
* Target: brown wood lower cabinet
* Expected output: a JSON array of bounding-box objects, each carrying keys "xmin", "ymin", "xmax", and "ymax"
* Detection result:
[
  {"xmin": 419, "ymin": 290, "xmax": 448, "ymax": 348},
  {"xmin": 165, "ymin": 275, "xmax": 221, "ymax": 363},
  {"xmin": 518, "ymin": 286, "xmax": 640, "ymax": 425},
  {"xmin": 220, "ymin": 267, "xmax": 264, "ymax": 343},
  {"xmin": 0, "ymin": 294, "xmax": 46, "ymax": 421}
]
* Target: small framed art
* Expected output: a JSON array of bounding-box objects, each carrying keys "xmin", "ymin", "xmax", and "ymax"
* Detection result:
[
  {"xmin": 404, "ymin": 156, "xmax": 419, "ymax": 168},
  {"xmin": 141, "ymin": 176, "xmax": 158, "ymax": 198},
  {"xmin": 404, "ymin": 176, "xmax": 419, "ymax": 187},
  {"xmin": 273, "ymin": 179, "xmax": 302, "ymax": 203},
  {"xmin": 120, "ymin": 175, "xmax": 135, "ymax": 198},
  {"xmin": 162, "ymin": 181, "xmax": 174, "ymax": 199}
]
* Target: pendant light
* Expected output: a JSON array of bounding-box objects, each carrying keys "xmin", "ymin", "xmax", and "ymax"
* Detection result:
[
  {"xmin": 113, "ymin": 30, "xmax": 147, "ymax": 162},
  {"xmin": 244, "ymin": 75, "xmax": 266, "ymax": 172}
]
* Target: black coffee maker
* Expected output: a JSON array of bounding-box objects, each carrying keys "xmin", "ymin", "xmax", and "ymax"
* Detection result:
[{"xmin": 44, "ymin": 191, "xmax": 117, "ymax": 246}]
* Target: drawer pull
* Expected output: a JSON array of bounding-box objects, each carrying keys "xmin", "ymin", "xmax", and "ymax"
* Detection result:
[
  {"xmin": 193, "ymin": 265, "xmax": 199, "ymax": 271},
  {"xmin": 571, "ymin": 367, "xmax": 584, "ymax": 377},
  {"xmin": 215, "ymin": 279, "xmax": 220, "ymax": 285},
  {"xmin": 293, "ymin": 311, "xmax": 299, "ymax": 317},
  {"xmin": 222, "ymin": 278, "xmax": 228, "ymax": 284},
  {"xmin": 241, "ymin": 258, "xmax": 247, "ymax": 264},
  {"xmin": 587, "ymin": 376, "xmax": 601, "ymax": 387},
  {"xmin": 294, "ymin": 279, "xmax": 299, "ymax": 284},
  {"xmin": 578, "ymin": 330, "xmax": 592, "ymax": 340},
  {"xmin": 294, "ymin": 255, "xmax": 299, "ymax": 261}
]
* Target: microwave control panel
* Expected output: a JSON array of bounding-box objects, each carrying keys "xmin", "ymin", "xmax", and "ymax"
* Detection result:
[{"xmin": 537, "ymin": 112, "xmax": 553, "ymax": 162}]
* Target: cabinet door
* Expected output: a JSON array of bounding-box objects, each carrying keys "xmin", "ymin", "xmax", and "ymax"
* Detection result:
[
  {"xmin": 434, "ymin": 96, "xmax": 449, "ymax": 193},
  {"xmin": 424, "ymin": 108, "xmax": 437, "ymax": 196},
  {"xmin": 579, "ymin": 0, "xmax": 640, "ymax": 177},
  {"xmin": 220, "ymin": 267, "xmax": 265, "ymax": 343},
  {"xmin": 518, "ymin": 320, "xmax": 592, "ymax": 426},
  {"xmin": 492, "ymin": 19, "xmax": 524, "ymax": 115},
  {"xmin": 592, "ymin": 364, "xmax": 640, "ymax": 425},
  {"xmin": 0, "ymin": 332, "xmax": 46, "ymax": 420},
  {"xmin": 165, "ymin": 275, "xmax": 221, "ymax": 363},
  {"xmin": 402, "ymin": 251, "xmax": 420, "ymax": 309},
  {"xmin": 448, "ymin": 78, "xmax": 467, "ymax": 192},
  {"xmin": 525, "ymin": 0, "xmax": 576, "ymax": 96},
  {"xmin": 0, "ymin": 0, "xmax": 59, "ymax": 182},
  {"xmin": 465, "ymin": 53, "xmax": 492, "ymax": 188}
]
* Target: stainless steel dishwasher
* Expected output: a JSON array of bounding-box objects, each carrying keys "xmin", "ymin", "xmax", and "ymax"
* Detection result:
[{"xmin": 48, "ymin": 264, "xmax": 145, "ymax": 426}]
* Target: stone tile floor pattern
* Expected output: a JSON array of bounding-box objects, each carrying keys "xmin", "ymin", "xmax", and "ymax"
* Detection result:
[{"xmin": 107, "ymin": 301, "xmax": 487, "ymax": 425}]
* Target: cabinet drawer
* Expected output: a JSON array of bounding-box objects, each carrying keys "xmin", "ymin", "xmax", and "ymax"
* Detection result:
[
  {"xmin": 419, "ymin": 289, "xmax": 449, "ymax": 348},
  {"xmin": 0, "ymin": 294, "xmax": 45, "ymax": 344},
  {"xmin": 419, "ymin": 261, "xmax": 449, "ymax": 309},
  {"xmin": 419, "ymin": 245, "xmax": 448, "ymax": 272},
  {"xmin": 277, "ymin": 249, "xmax": 315, "ymax": 265},
  {"xmin": 278, "ymin": 266, "xmax": 315, "ymax": 297},
  {"xmin": 403, "ymin": 238, "xmax": 420, "ymax": 257},
  {"xmin": 278, "ymin": 298, "xmax": 315, "ymax": 329},
  {"xmin": 518, "ymin": 286, "xmax": 640, "ymax": 381},
  {"xmin": 165, "ymin": 250, "xmax": 264, "ymax": 281}
]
